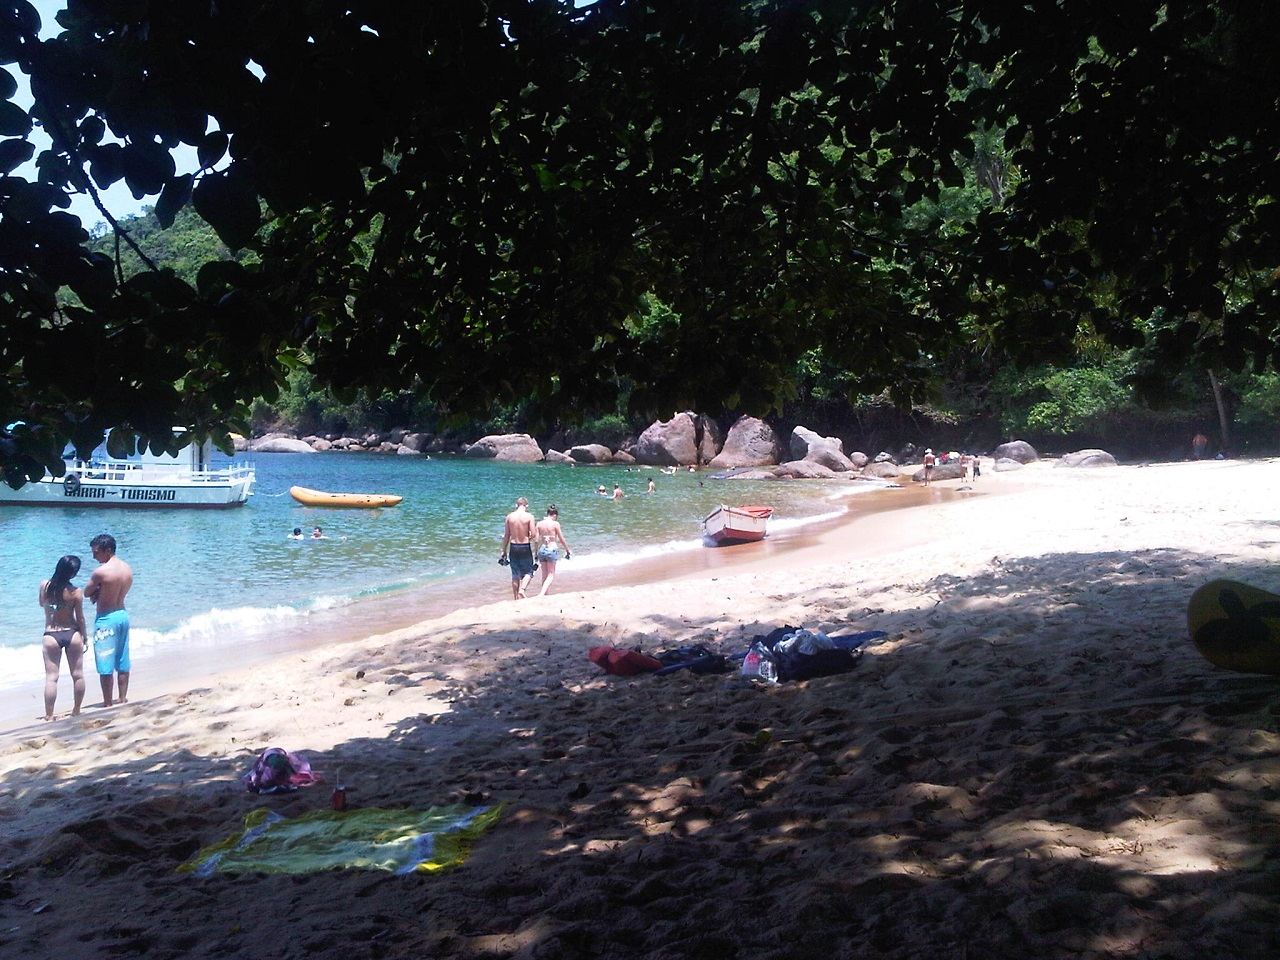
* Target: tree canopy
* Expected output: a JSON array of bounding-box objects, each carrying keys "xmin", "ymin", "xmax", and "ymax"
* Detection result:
[{"xmin": 2, "ymin": 1, "xmax": 1278, "ymax": 480}]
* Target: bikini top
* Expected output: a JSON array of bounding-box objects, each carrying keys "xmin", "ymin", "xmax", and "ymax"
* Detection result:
[{"xmin": 41, "ymin": 582, "xmax": 74, "ymax": 612}]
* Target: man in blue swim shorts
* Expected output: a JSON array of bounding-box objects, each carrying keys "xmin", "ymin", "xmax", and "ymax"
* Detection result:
[
  {"xmin": 500, "ymin": 497, "xmax": 539, "ymax": 600},
  {"xmin": 85, "ymin": 533, "xmax": 134, "ymax": 707}
]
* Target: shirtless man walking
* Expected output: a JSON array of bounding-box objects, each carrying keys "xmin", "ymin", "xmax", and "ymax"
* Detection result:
[
  {"xmin": 500, "ymin": 497, "xmax": 539, "ymax": 600},
  {"xmin": 85, "ymin": 533, "xmax": 133, "ymax": 707}
]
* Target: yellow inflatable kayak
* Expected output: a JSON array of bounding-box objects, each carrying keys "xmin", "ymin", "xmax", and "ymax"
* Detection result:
[
  {"xmin": 1187, "ymin": 579, "xmax": 1280, "ymax": 674},
  {"xmin": 289, "ymin": 486, "xmax": 403, "ymax": 508}
]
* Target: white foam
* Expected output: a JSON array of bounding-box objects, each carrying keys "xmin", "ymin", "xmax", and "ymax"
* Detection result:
[{"xmin": 0, "ymin": 593, "xmax": 359, "ymax": 688}]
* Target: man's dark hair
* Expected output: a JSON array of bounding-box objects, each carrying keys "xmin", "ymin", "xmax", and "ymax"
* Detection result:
[{"xmin": 90, "ymin": 533, "xmax": 116, "ymax": 554}]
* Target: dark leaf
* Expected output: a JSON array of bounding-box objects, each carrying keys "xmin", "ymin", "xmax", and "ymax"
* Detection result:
[
  {"xmin": 86, "ymin": 142, "xmax": 125, "ymax": 189},
  {"xmin": 0, "ymin": 136, "xmax": 33, "ymax": 174},
  {"xmin": 197, "ymin": 131, "xmax": 229, "ymax": 171},
  {"xmin": 122, "ymin": 141, "xmax": 176, "ymax": 199},
  {"xmin": 154, "ymin": 173, "xmax": 193, "ymax": 228},
  {"xmin": 0, "ymin": 99, "xmax": 31, "ymax": 137},
  {"xmin": 192, "ymin": 168, "xmax": 261, "ymax": 250}
]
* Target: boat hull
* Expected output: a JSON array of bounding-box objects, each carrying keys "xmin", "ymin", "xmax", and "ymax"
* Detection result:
[
  {"xmin": 702, "ymin": 505, "xmax": 772, "ymax": 545},
  {"xmin": 289, "ymin": 486, "xmax": 403, "ymax": 508},
  {"xmin": 0, "ymin": 474, "xmax": 253, "ymax": 508}
]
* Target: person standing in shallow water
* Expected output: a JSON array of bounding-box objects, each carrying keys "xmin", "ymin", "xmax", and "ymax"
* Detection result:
[
  {"xmin": 535, "ymin": 506, "xmax": 573, "ymax": 597},
  {"xmin": 39, "ymin": 554, "xmax": 87, "ymax": 720},
  {"xmin": 85, "ymin": 533, "xmax": 133, "ymax": 707}
]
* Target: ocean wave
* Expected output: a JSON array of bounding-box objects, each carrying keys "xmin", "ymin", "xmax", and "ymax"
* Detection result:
[{"xmin": 0, "ymin": 594, "xmax": 361, "ymax": 689}]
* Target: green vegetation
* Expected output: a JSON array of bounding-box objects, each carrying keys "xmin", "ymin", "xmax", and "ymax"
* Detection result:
[{"xmin": 5, "ymin": 3, "xmax": 1280, "ymax": 480}]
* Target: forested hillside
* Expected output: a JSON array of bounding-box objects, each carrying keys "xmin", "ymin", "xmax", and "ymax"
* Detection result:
[{"xmin": 88, "ymin": 204, "xmax": 1276, "ymax": 460}]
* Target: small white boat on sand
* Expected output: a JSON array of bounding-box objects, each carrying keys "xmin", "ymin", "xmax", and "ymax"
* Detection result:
[
  {"xmin": 702, "ymin": 504, "xmax": 773, "ymax": 545},
  {"xmin": 0, "ymin": 433, "xmax": 255, "ymax": 509}
]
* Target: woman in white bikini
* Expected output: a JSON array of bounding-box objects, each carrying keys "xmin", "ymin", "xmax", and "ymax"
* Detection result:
[
  {"xmin": 534, "ymin": 506, "xmax": 573, "ymax": 597},
  {"xmin": 39, "ymin": 554, "xmax": 87, "ymax": 720}
]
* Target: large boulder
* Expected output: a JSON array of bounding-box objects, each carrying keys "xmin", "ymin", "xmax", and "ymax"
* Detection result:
[
  {"xmin": 994, "ymin": 457, "xmax": 1023, "ymax": 472},
  {"xmin": 396, "ymin": 443, "xmax": 424, "ymax": 456},
  {"xmin": 400, "ymin": 432, "xmax": 432, "ymax": 453},
  {"xmin": 610, "ymin": 450, "xmax": 637, "ymax": 464},
  {"xmin": 790, "ymin": 425, "xmax": 855, "ymax": 472},
  {"xmin": 774, "ymin": 459, "xmax": 839, "ymax": 479},
  {"xmin": 861, "ymin": 461, "xmax": 904, "ymax": 480},
  {"xmin": 848, "ymin": 451, "xmax": 870, "ymax": 469},
  {"xmin": 708, "ymin": 416, "xmax": 779, "ymax": 469},
  {"xmin": 254, "ymin": 436, "xmax": 315, "ymax": 454},
  {"xmin": 465, "ymin": 434, "xmax": 544, "ymax": 462},
  {"xmin": 425, "ymin": 435, "xmax": 466, "ymax": 454},
  {"xmin": 310, "ymin": 438, "xmax": 334, "ymax": 452},
  {"xmin": 911, "ymin": 462, "xmax": 967, "ymax": 483},
  {"xmin": 544, "ymin": 449, "xmax": 575, "ymax": 465},
  {"xmin": 696, "ymin": 414, "xmax": 723, "ymax": 465},
  {"xmin": 1056, "ymin": 448, "xmax": 1118, "ymax": 468},
  {"xmin": 993, "ymin": 439, "xmax": 1039, "ymax": 464},
  {"xmin": 568, "ymin": 444, "xmax": 613, "ymax": 464},
  {"xmin": 634, "ymin": 413, "xmax": 700, "ymax": 466}
]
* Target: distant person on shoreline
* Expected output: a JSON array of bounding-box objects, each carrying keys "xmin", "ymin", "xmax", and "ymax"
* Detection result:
[
  {"xmin": 85, "ymin": 533, "xmax": 133, "ymax": 708},
  {"xmin": 39, "ymin": 554, "xmax": 87, "ymax": 720},
  {"xmin": 922, "ymin": 448, "xmax": 936, "ymax": 486},
  {"xmin": 1193, "ymin": 433, "xmax": 1209, "ymax": 460},
  {"xmin": 535, "ymin": 505, "xmax": 573, "ymax": 596},
  {"xmin": 288, "ymin": 527, "xmax": 304, "ymax": 540},
  {"xmin": 968, "ymin": 454, "xmax": 981, "ymax": 482},
  {"xmin": 500, "ymin": 496, "xmax": 539, "ymax": 599}
]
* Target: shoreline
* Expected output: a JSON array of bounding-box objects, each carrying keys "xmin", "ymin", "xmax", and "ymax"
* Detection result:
[
  {"xmin": 4, "ymin": 456, "xmax": 1280, "ymax": 959},
  {"xmin": 0, "ymin": 472, "xmax": 968, "ymax": 735}
]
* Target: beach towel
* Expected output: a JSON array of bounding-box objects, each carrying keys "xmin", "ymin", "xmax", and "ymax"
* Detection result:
[{"xmin": 180, "ymin": 804, "xmax": 505, "ymax": 877}]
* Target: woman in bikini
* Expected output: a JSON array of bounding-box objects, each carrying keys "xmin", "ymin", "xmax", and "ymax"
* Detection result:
[
  {"xmin": 39, "ymin": 554, "xmax": 87, "ymax": 720},
  {"xmin": 534, "ymin": 506, "xmax": 573, "ymax": 597}
]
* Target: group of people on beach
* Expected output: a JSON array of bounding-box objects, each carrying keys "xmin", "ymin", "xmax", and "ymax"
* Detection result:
[
  {"xmin": 500, "ymin": 498, "xmax": 572, "ymax": 600},
  {"xmin": 39, "ymin": 533, "xmax": 133, "ymax": 721},
  {"xmin": 921, "ymin": 449, "xmax": 982, "ymax": 486}
]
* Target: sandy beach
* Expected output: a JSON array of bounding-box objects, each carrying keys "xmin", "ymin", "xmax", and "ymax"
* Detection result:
[{"xmin": 3, "ymin": 456, "xmax": 1279, "ymax": 959}]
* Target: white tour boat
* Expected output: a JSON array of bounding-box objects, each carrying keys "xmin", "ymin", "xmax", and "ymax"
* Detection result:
[{"xmin": 0, "ymin": 433, "xmax": 255, "ymax": 508}]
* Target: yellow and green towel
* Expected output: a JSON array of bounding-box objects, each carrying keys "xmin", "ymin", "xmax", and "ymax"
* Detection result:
[{"xmin": 180, "ymin": 804, "xmax": 504, "ymax": 876}]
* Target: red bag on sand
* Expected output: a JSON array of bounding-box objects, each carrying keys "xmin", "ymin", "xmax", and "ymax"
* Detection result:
[{"xmin": 588, "ymin": 646, "xmax": 662, "ymax": 676}]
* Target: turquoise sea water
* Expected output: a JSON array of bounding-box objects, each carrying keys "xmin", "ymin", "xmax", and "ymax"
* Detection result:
[{"xmin": 0, "ymin": 452, "xmax": 871, "ymax": 689}]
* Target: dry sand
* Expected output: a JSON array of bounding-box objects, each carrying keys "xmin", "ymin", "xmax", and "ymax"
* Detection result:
[{"xmin": 2, "ymin": 456, "xmax": 1280, "ymax": 959}]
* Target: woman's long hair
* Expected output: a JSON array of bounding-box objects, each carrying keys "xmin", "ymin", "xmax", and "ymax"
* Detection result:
[{"xmin": 46, "ymin": 555, "xmax": 81, "ymax": 606}]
